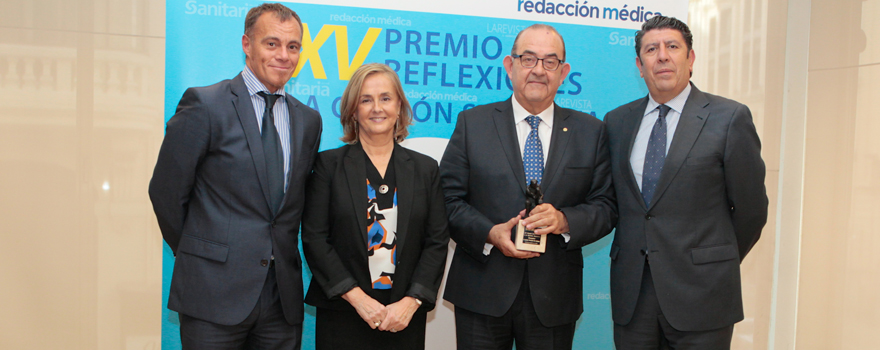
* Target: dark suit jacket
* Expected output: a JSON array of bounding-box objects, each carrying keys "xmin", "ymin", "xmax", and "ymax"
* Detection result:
[
  {"xmin": 301, "ymin": 143, "xmax": 450, "ymax": 310},
  {"xmin": 440, "ymin": 99, "xmax": 617, "ymax": 327},
  {"xmin": 605, "ymin": 83, "xmax": 768, "ymax": 331},
  {"xmin": 149, "ymin": 74, "xmax": 322, "ymax": 326}
]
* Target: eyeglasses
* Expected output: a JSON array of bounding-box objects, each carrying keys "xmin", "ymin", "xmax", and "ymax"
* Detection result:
[{"xmin": 511, "ymin": 54, "xmax": 564, "ymax": 71}]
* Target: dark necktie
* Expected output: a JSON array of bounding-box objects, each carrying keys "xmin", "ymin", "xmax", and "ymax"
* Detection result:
[
  {"xmin": 523, "ymin": 115, "xmax": 544, "ymax": 186},
  {"xmin": 641, "ymin": 104, "xmax": 671, "ymax": 206},
  {"xmin": 257, "ymin": 91, "xmax": 284, "ymax": 214}
]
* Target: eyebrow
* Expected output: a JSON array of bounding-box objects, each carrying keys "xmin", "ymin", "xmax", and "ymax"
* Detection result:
[
  {"xmin": 521, "ymin": 50, "xmax": 560, "ymax": 58},
  {"xmin": 261, "ymin": 36, "xmax": 301, "ymax": 46},
  {"xmin": 360, "ymin": 92, "xmax": 393, "ymax": 97},
  {"xmin": 644, "ymin": 39, "xmax": 682, "ymax": 47}
]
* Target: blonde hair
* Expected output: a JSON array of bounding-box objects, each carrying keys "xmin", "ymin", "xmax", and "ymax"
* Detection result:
[{"xmin": 339, "ymin": 63, "xmax": 413, "ymax": 144}]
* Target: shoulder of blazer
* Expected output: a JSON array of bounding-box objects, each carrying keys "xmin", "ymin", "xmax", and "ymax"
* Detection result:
[
  {"xmin": 461, "ymin": 99, "xmax": 511, "ymax": 119},
  {"xmin": 316, "ymin": 144, "xmax": 352, "ymax": 165},
  {"xmin": 397, "ymin": 145, "xmax": 440, "ymax": 172},
  {"xmin": 604, "ymin": 96, "xmax": 648, "ymax": 128},
  {"xmin": 607, "ymin": 97, "xmax": 647, "ymax": 117},
  {"xmin": 287, "ymin": 94, "xmax": 322, "ymax": 121},
  {"xmin": 179, "ymin": 77, "xmax": 237, "ymax": 103},
  {"xmin": 688, "ymin": 84, "xmax": 745, "ymax": 112}
]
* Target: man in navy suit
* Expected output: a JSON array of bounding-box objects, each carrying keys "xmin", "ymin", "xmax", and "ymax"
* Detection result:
[
  {"xmin": 440, "ymin": 24, "xmax": 617, "ymax": 349},
  {"xmin": 605, "ymin": 16, "xmax": 768, "ymax": 349},
  {"xmin": 149, "ymin": 3, "xmax": 321, "ymax": 349}
]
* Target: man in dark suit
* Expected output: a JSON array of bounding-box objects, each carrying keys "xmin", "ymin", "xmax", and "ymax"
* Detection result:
[
  {"xmin": 604, "ymin": 16, "xmax": 768, "ymax": 349},
  {"xmin": 440, "ymin": 24, "xmax": 617, "ymax": 349},
  {"xmin": 148, "ymin": 3, "xmax": 321, "ymax": 349}
]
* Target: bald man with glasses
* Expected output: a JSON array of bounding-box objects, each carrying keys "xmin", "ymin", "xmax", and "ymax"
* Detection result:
[{"xmin": 440, "ymin": 24, "xmax": 617, "ymax": 350}]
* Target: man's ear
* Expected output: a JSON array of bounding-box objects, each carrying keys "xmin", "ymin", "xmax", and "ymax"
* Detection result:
[
  {"xmin": 242, "ymin": 34, "xmax": 252, "ymax": 59},
  {"xmin": 636, "ymin": 56, "xmax": 644, "ymax": 78}
]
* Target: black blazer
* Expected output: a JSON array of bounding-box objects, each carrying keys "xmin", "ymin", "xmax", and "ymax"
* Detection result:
[
  {"xmin": 605, "ymin": 83, "xmax": 768, "ymax": 331},
  {"xmin": 439, "ymin": 99, "xmax": 617, "ymax": 327},
  {"xmin": 301, "ymin": 143, "xmax": 450, "ymax": 310},
  {"xmin": 149, "ymin": 74, "xmax": 323, "ymax": 326}
]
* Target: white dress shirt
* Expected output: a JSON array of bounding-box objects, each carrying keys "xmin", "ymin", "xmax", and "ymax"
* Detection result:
[{"xmin": 630, "ymin": 83, "xmax": 691, "ymax": 190}]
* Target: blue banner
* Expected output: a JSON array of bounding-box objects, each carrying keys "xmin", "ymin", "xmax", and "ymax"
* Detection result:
[{"xmin": 163, "ymin": 0, "xmax": 680, "ymax": 348}]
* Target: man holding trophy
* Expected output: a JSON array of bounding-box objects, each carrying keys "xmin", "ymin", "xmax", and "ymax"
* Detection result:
[{"xmin": 439, "ymin": 24, "xmax": 617, "ymax": 349}]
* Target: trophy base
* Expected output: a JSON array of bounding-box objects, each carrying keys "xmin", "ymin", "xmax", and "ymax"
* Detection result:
[{"xmin": 515, "ymin": 221, "xmax": 546, "ymax": 253}]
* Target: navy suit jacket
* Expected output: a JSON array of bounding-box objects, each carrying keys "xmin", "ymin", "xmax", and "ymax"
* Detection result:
[
  {"xmin": 605, "ymin": 83, "xmax": 768, "ymax": 331},
  {"xmin": 149, "ymin": 74, "xmax": 322, "ymax": 325},
  {"xmin": 440, "ymin": 99, "xmax": 617, "ymax": 327}
]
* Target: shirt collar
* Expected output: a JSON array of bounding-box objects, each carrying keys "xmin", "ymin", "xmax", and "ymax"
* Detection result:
[
  {"xmin": 242, "ymin": 65, "xmax": 287, "ymax": 97},
  {"xmin": 511, "ymin": 95, "xmax": 554, "ymax": 128},
  {"xmin": 645, "ymin": 82, "xmax": 691, "ymax": 117}
]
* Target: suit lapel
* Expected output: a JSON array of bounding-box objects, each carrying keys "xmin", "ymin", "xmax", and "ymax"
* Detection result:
[
  {"xmin": 393, "ymin": 145, "xmax": 413, "ymax": 253},
  {"xmin": 649, "ymin": 86, "xmax": 710, "ymax": 209},
  {"xmin": 493, "ymin": 100, "xmax": 528, "ymax": 194},
  {"xmin": 231, "ymin": 75, "xmax": 274, "ymax": 212},
  {"xmin": 343, "ymin": 144, "xmax": 370, "ymax": 245},
  {"xmin": 278, "ymin": 96, "xmax": 304, "ymax": 209},
  {"xmin": 623, "ymin": 98, "xmax": 650, "ymax": 211},
  {"xmin": 541, "ymin": 105, "xmax": 571, "ymax": 192}
]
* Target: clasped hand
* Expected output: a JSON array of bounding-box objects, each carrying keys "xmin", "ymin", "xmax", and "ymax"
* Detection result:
[{"xmin": 343, "ymin": 287, "xmax": 420, "ymax": 332}]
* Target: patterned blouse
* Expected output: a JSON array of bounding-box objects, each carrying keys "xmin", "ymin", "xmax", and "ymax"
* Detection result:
[{"xmin": 365, "ymin": 151, "xmax": 398, "ymax": 290}]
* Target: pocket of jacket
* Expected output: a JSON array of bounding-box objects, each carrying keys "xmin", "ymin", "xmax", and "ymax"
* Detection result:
[
  {"xmin": 609, "ymin": 245, "xmax": 620, "ymax": 260},
  {"xmin": 564, "ymin": 166, "xmax": 591, "ymax": 175},
  {"xmin": 685, "ymin": 155, "xmax": 721, "ymax": 167},
  {"xmin": 178, "ymin": 234, "xmax": 230, "ymax": 263},
  {"xmin": 690, "ymin": 243, "xmax": 738, "ymax": 265}
]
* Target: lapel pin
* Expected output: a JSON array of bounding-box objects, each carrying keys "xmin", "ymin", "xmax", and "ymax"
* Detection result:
[{"xmin": 563, "ymin": 127, "xmax": 568, "ymax": 132}]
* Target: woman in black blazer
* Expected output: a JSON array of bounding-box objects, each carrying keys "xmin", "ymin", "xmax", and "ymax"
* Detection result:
[{"xmin": 301, "ymin": 63, "xmax": 450, "ymax": 349}]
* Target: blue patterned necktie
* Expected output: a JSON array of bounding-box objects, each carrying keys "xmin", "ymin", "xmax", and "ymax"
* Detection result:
[
  {"xmin": 523, "ymin": 115, "xmax": 544, "ymax": 186},
  {"xmin": 641, "ymin": 104, "xmax": 671, "ymax": 206}
]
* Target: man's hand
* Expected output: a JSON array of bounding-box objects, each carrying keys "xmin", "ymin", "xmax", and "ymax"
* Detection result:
[
  {"xmin": 521, "ymin": 203, "xmax": 569, "ymax": 235},
  {"xmin": 487, "ymin": 216, "xmax": 540, "ymax": 259},
  {"xmin": 342, "ymin": 287, "xmax": 387, "ymax": 329},
  {"xmin": 378, "ymin": 297, "xmax": 420, "ymax": 333}
]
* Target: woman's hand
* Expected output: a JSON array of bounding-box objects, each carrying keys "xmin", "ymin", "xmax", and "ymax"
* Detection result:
[
  {"xmin": 378, "ymin": 297, "xmax": 420, "ymax": 333},
  {"xmin": 342, "ymin": 287, "xmax": 387, "ymax": 329}
]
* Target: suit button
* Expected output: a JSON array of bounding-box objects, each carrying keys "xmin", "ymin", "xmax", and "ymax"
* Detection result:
[
  {"xmin": 640, "ymin": 249, "xmax": 647, "ymax": 255},
  {"xmin": 645, "ymin": 214, "xmax": 653, "ymax": 220},
  {"xmin": 271, "ymin": 221, "xmax": 277, "ymax": 228},
  {"xmin": 260, "ymin": 259, "xmax": 269, "ymax": 267}
]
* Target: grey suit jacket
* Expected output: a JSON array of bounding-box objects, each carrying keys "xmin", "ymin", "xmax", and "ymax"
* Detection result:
[
  {"xmin": 605, "ymin": 83, "xmax": 768, "ymax": 331},
  {"xmin": 149, "ymin": 74, "xmax": 322, "ymax": 326},
  {"xmin": 440, "ymin": 99, "xmax": 617, "ymax": 327}
]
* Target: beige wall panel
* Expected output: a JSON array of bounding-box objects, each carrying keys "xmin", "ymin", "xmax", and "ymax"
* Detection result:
[
  {"xmin": 796, "ymin": 0, "xmax": 879, "ymax": 347},
  {"xmin": 0, "ymin": 0, "xmax": 166, "ymax": 348},
  {"xmin": 0, "ymin": 0, "xmax": 164, "ymax": 37},
  {"xmin": 797, "ymin": 65, "xmax": 880, "ymax": 350},
  {"xmin": 689, "ymin": 1, "xmax": 782, "ymax": 349}
]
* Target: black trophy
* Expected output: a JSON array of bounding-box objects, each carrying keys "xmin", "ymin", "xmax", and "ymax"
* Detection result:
[{"xmin": 515, "ymin": 180, "xmax": 547, "ymax": 252}]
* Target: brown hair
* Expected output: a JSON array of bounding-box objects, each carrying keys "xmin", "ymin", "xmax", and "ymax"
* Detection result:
[
  {"xmin": 244, "ymin": 3, "xmax": 303, "ymax": 37},
  {"xmin": 339, "ymin": 63, "xmax": 413, "ymax": 144}
]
